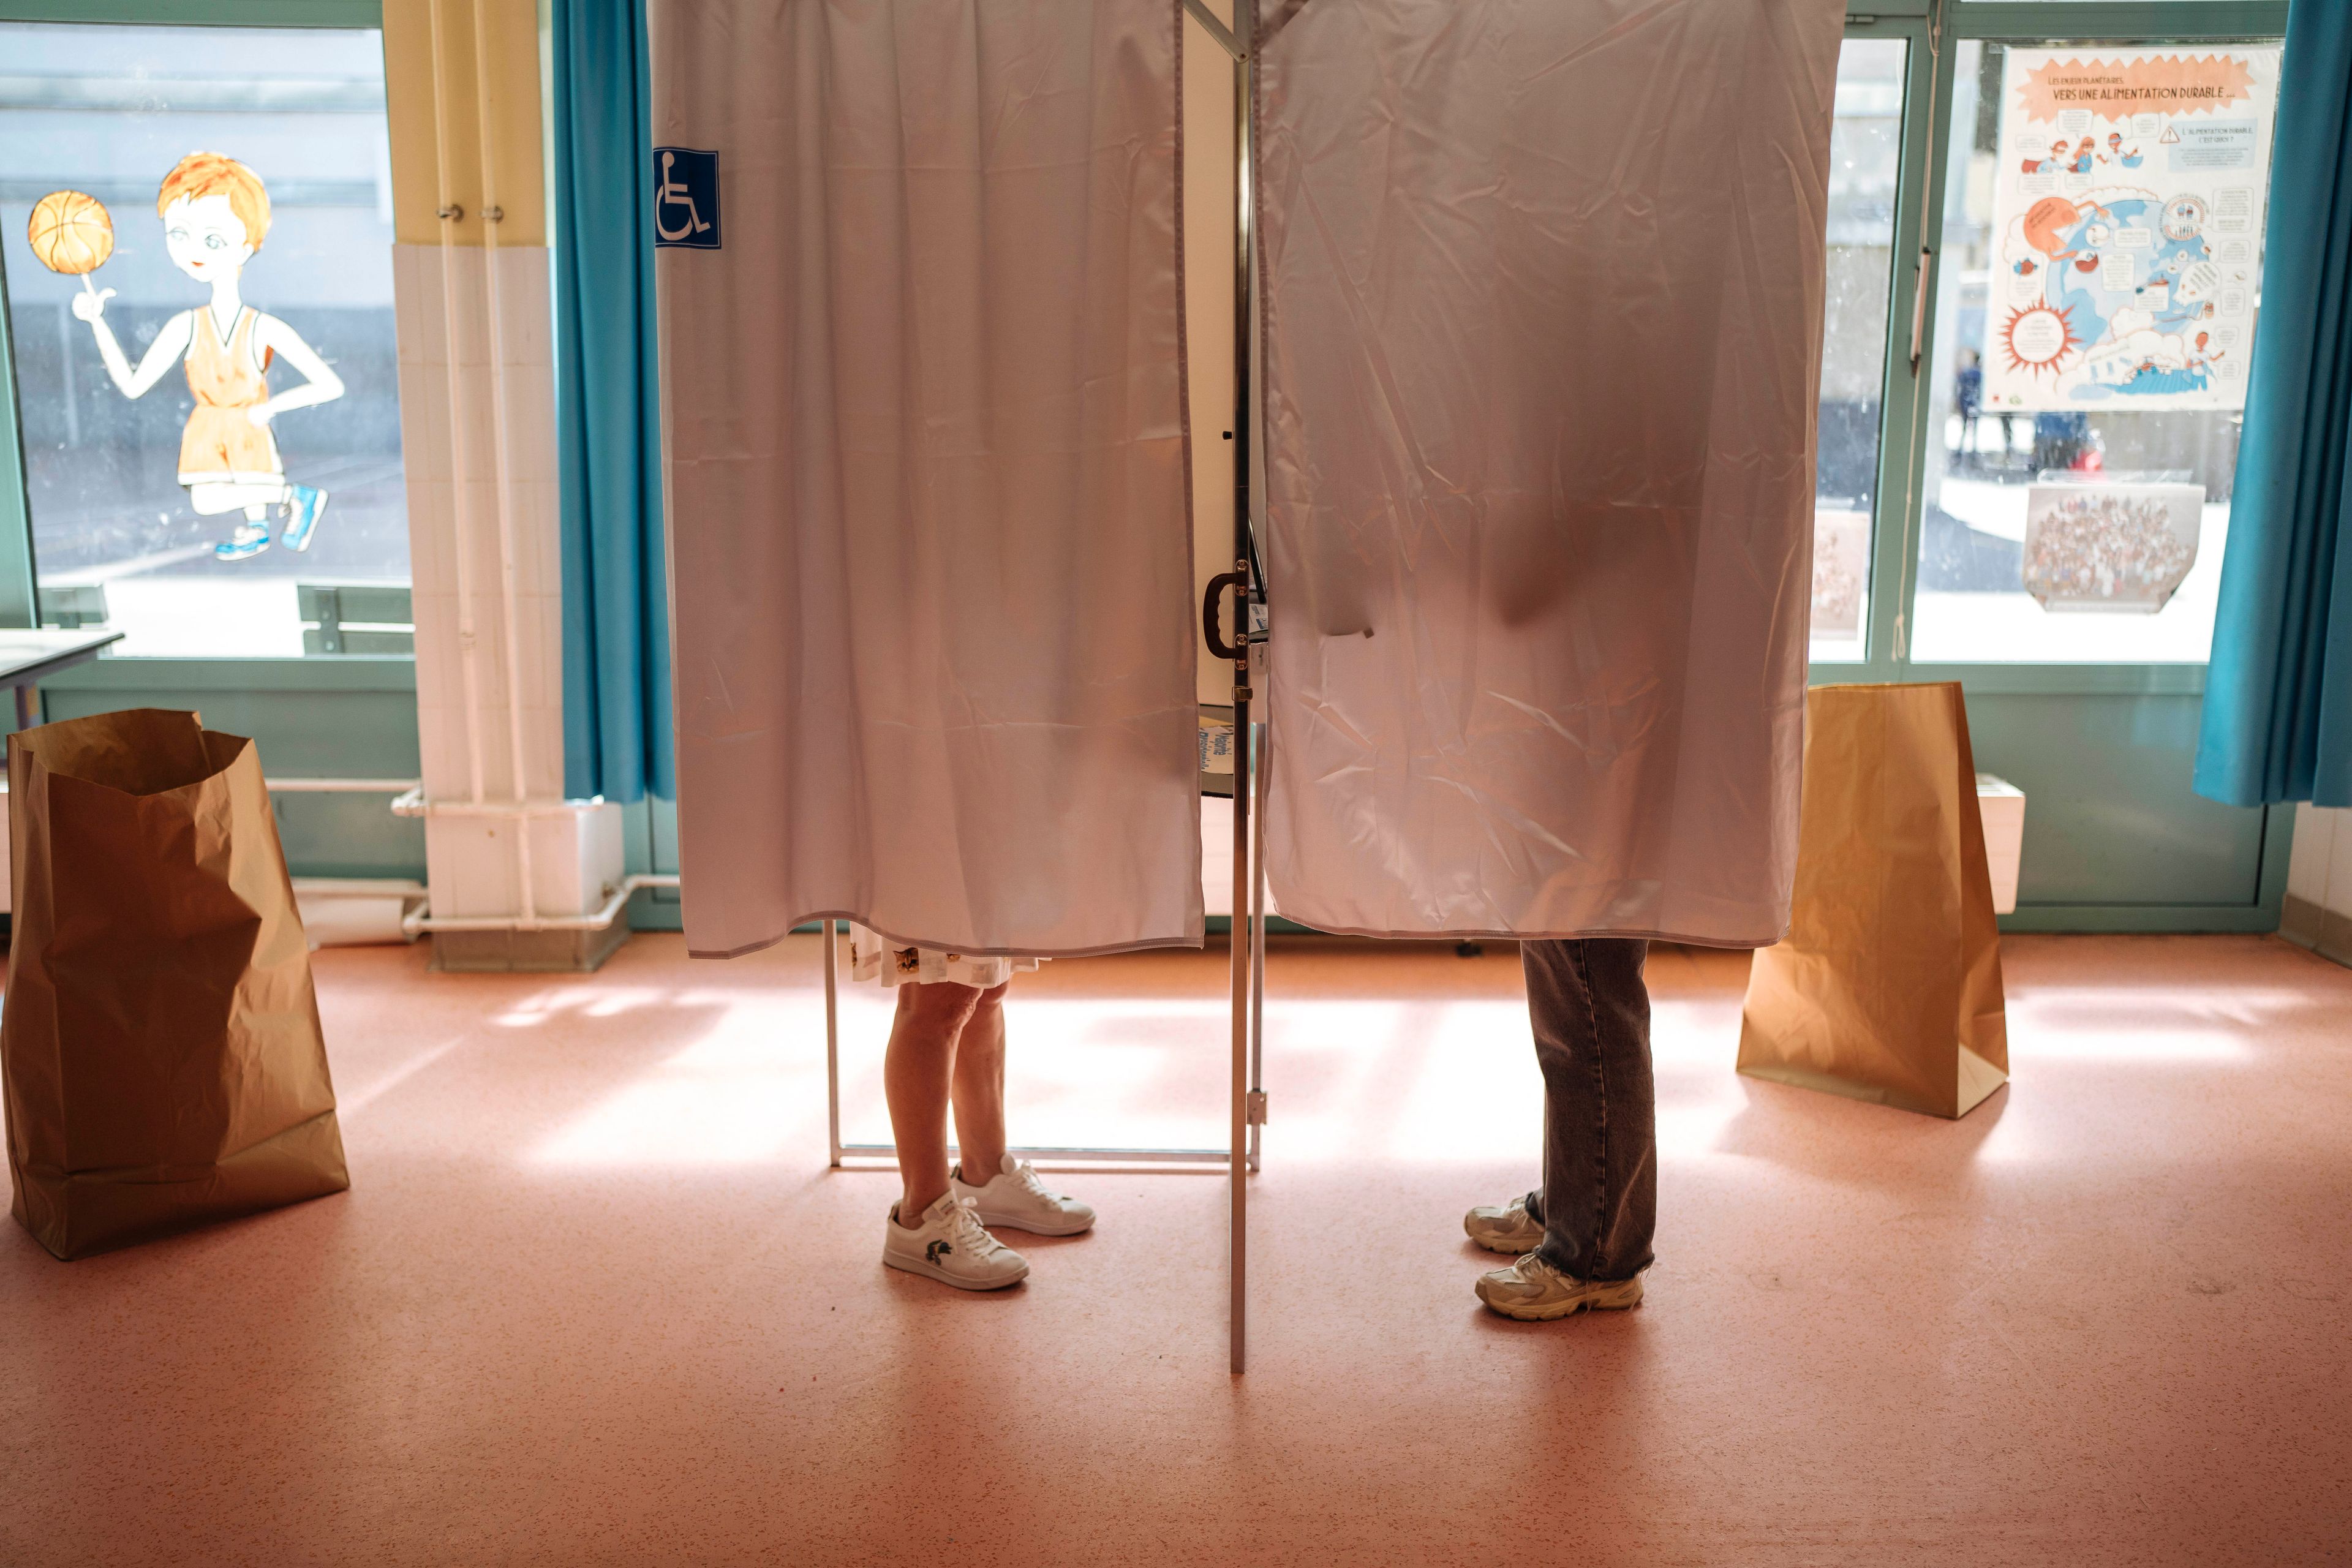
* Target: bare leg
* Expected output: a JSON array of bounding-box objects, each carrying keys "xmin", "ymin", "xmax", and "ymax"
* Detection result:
[
  {"xmin": 950, "ymin": 982, "xmax": 1011, "ymax": 1184},
  {"xmin": 883, "ymin": 980, "xmax": 981, "ymax": 1224}
]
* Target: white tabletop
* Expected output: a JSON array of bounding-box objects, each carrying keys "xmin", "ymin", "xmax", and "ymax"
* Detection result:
[{"xmin": 0, "ymin": 628, "xmax": 125, "ymax": 684}]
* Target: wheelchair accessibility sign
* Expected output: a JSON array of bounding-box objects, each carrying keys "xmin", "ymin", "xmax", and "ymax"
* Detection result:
[{"xmin": 652, "ymin": 148, "xmax": 720, "ymax": 249}]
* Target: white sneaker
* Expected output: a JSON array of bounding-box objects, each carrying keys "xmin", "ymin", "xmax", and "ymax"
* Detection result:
[
  {"xmin": 952, "ymin": 1154, "xmax": 1096, "ymax": 1236},
  {"xmin": 1463, "ymin": 1193, "xmax": 1544, "ymax": 1254},
  {"xmin": 1474, "ymin": 1251, "xmax": 1644, "ymax": 1321},
  {"xmin": 882, "ymin": 1190, "xmax": 1030, "ymax": 1291}
]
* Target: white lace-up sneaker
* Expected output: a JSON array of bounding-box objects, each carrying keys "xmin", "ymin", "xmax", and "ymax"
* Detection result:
[
  {"xmin": 1463, "ymin": 1193, "xmax": 1545, "ymax": 1254},
  {"xmin": 951, "ymin": 1154, "xmax": 1096, "ymax": 1237},
  {"xmin": 1474, "ymin": 1250, "xmax": 1644, "ymax": 1321},
  {"xmin": 883, "ymin": 1190, "xmax": 1030, "ymax": 1291}
]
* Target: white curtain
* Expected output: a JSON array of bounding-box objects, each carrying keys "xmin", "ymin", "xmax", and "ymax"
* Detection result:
[
  {"xmin": 650, "ymin": 0, "xmax": 1200, "ymax": 959},
  {"xmin": 1255, "ymin": 0, "xmax": 1847, "ymax": 945}
]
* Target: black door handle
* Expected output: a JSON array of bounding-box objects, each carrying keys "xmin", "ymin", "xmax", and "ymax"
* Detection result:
[{"xmin": 1203, "ymin": 570, "xmax": 1245, "ymax": 662}]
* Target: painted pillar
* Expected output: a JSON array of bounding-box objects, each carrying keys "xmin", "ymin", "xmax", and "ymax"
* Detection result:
[{"xmin": 383, "ymin": 0, "xmax": 625, "ymax": 969}]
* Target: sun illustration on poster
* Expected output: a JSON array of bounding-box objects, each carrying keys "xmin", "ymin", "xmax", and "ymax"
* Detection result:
[{"xmin": 2000, "ymin": 301, "xmax": 2084, "ymax": 380}]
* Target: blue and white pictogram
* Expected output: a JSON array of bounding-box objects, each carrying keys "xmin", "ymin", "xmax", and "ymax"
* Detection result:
[{"xmin": 652, "ymin": 148, "xmax": 720, "ymax": 249}]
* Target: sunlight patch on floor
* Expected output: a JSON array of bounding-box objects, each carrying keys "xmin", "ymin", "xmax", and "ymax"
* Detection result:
[{"xmin": 527, "ymin": 991, "xmax": 1771, "ymax": 1168}]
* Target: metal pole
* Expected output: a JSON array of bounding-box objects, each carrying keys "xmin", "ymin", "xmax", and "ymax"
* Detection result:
[
  {"xmin": 824, "ymin": 918, "xmax": 843, "ymax": 1167},
  {"xmin": 1249, "ymin": 718, "xmax": 1268, "ymax": 1174},
  {"xmin": 1227, "ymin": 0, "xmax": 1256, "ymax": 1378},
  {"xmin": 1230, "ymin": 692, "xmax": 1251, "ymax": 1373}
]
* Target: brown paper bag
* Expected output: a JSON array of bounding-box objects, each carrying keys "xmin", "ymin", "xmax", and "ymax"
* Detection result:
[
  {"xmin": 1738, "ymin": 682, "xmax": 2008, "ymax": 1118},
  {"xmin": 2, "ymin": 709, "xmax": 347, "ymax": 1258}
]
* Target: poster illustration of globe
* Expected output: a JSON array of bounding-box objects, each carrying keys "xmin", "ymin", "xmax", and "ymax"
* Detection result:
[{"xmin": 1983, "ymin": 47, "xmax": 2280, "ymax": 413}]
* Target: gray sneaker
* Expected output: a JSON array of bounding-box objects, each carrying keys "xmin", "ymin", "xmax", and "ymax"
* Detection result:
[
  {"xmin": 1474, "ymin": 1251, "xmax": 1644, "ymax": 1321},
  {"xmin": 1463, "ymin": 1193, "xmax": 1544, "ymax": 1254}
]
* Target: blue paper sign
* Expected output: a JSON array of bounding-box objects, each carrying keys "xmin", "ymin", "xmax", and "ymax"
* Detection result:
[{"xmin": 652, "ymin": 147, "xmax": 720, "ymax": 249}]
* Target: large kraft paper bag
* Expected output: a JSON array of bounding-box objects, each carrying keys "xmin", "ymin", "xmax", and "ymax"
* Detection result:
[
  {"xmin": 1738, "ymin": 684, "xmax": 2008, "ymax": 1118},
  {"xmin": 2, "ymin": 709, "xmax": 347, "ymax": 1258}
]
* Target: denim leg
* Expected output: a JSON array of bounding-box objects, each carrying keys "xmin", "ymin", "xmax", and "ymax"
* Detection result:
[{"xmin": 1521, "ymin": 938, "xmax": 1656, "ymax": 1282}]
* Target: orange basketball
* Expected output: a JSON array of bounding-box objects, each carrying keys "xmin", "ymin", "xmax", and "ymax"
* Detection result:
[{"xmin": 26, "ymin": 190, "xmax": 114, "ymax": 276}]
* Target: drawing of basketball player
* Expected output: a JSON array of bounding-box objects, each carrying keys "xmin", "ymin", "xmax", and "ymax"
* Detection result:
[{"xmin": 70, "ymin": 152, "xmax": 341, "ymax": 560}]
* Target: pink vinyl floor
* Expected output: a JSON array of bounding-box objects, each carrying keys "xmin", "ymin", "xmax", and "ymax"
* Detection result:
[{"xmin": 3, "ymin": 932, "xmax": 2348, "ymax": 1566}]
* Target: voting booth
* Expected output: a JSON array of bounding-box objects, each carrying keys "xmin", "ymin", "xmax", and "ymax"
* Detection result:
[{"xmin": 648, "ymin": 0, "xmax": 1847, "ymax": 1369}]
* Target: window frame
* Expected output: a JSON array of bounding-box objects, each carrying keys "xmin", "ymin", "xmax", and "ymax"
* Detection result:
[
  {"xmin": 1826, "ymin": 0, "xmax": 2293, "ymax": 698},
  {"xmin": 0, "ymin": 0, "xmax": 401, "ymax": 696},
  {"xmin": 0, "ymin": 0, "xmax": 2301, "ymax": 699},
  {"xmin": 0, "ymin": 0, "xmax": 2296, "ymax": 916}
]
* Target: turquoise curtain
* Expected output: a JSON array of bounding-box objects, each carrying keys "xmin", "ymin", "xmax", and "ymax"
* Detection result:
[
  {"xmin": 2196, "ymin": 5, "xmax": 2352, "ymax": 808},
  {"xmin": 552, "ymin": 0, "xmax": 673, "ymax": 803}
]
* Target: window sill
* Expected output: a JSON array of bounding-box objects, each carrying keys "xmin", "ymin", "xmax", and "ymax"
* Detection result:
[
  {"xmin": 1809, "ymin": 662, "xmax": 2207, "ymax": 696},
  {"xmin": 40, "ymin": 655, "xmax": 416, "ymax": 694}
]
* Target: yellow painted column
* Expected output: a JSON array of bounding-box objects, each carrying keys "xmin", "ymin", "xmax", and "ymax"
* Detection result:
[{"xmin": 383, "ymin": 0, "xmax": 546, "ymax": 249}]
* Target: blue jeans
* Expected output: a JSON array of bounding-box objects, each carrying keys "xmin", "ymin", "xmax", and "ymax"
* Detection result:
[{"xmin": 1519, "ymin": 938, "xmax": 1656, "ymax": 1283}]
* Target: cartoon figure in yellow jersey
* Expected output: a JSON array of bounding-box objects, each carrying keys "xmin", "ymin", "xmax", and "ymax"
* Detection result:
[{"xmin": 71, "ymin": 153, "xmax": 342, "ymax": 560}]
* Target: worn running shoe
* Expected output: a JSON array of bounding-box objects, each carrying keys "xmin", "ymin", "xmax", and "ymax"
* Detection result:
[
  {"xmin": 1463, "ymin": 1192, "xmax": 1545, "ymax": 1254},
  {"xmin": 1474, "ymin": 1251, "xmax": 1645, "ymax": 1321}
]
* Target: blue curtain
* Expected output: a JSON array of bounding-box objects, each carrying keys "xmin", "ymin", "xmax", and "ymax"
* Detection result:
[
  {"xmin": 552, "ymin": 0, "xmax": 673, "ymax": 804},
  {"xmin": 2196, "ymin": 6, "xmax": 2352, "ymax": 808}
]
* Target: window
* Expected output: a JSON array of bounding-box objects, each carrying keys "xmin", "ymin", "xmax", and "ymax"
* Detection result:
[
  {"xmin": 1909, "ymin": 36, "xmax": 2282, "ymax": 663},
  {"xmin": 1812, "ymin": 36, "xmax": 1909, "ymax": 662},
  {"xmin": 1, "ymin": 21, "xmax": 406, "ymax": 658}
]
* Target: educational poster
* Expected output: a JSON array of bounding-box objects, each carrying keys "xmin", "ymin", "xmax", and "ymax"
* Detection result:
[
  {"xmin": 2020, "ymin": 481, "xmax": 2205, "ymax": 612},
  {"xmin": 1983, "ymin": 47, "xmax": 2280, "ymax": 412}
]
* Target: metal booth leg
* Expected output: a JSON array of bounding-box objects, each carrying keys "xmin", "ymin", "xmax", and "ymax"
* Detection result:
[
  {"xmin": 825, "ymin": 919, "xmax": 842, "ymax": 1167},
  {"xmin": 819, "ymin": 912, "xmax": 1237, "ymax": 1167},
  {"xmin": 1229, "ymin": 698, "xmax": 1252, "ymax": 1374},
  {"xmin": 1224, "ymin": 0, "xmax": 1259, "ymax": 1376},
  {"xmin": 1248, "ymin": 718, "xmax": 1269, "ymax": 1174}
]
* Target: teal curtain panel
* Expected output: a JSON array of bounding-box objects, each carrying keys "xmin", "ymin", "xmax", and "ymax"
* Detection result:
[
  {"xmin": 552, "ymin": 0, "xmax": 674, "ymax": 804},
  {"xmin": 2197, "ymin": 5, "xmax": 2352, "ymax": 807}
]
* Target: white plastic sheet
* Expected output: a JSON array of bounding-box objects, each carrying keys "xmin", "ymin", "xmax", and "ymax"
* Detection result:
[
  {"xmin": 650, "ymin": 0, "xmax": 1199, "ymax": 958},
  {"xmin": 1255, "ymin": 0, "xmax": 1847, "ymax": 944}
]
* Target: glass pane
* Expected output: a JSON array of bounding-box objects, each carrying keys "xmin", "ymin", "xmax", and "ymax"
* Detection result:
[
  {"xmin": 1911, "ymin": 38, "xmax": 2283, "ymax": 663},
  {"xmin": 1, "ymin": 23, "xmax": 407, "ymax": 658},
  {"xmin": 1812, "ymin": 36, "xmax": 1907, "ymax": 663}
]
